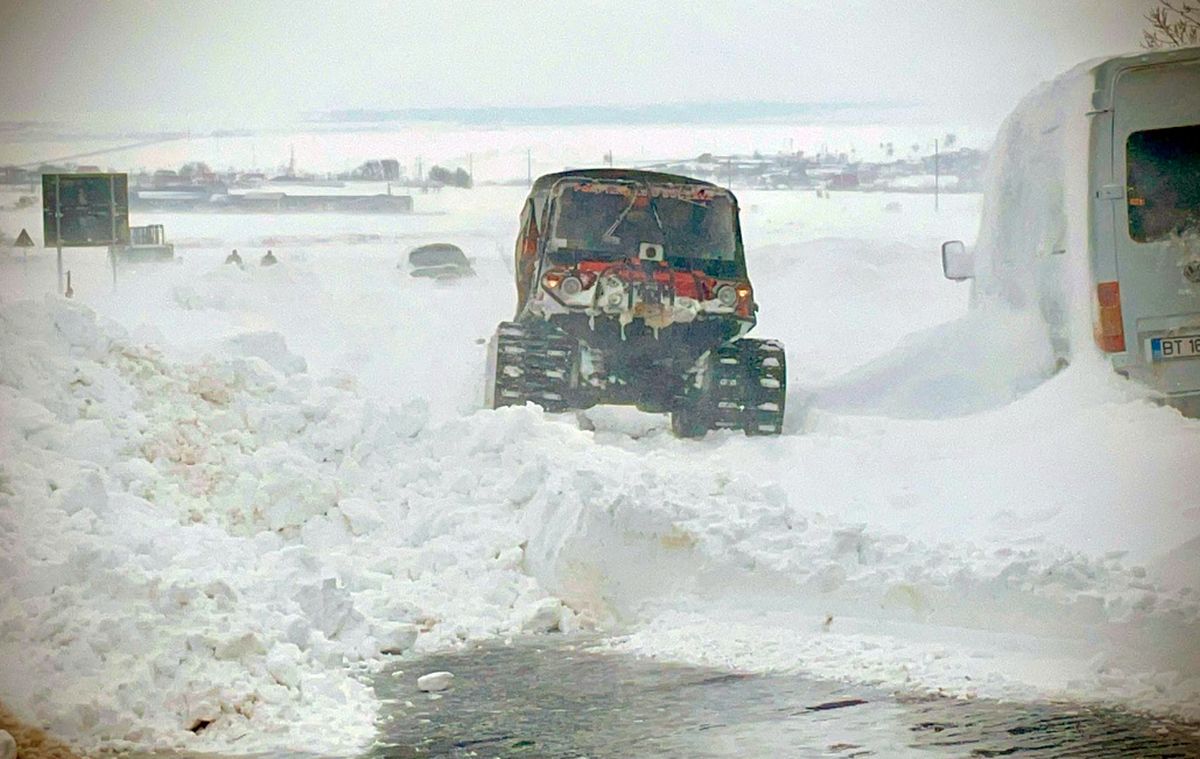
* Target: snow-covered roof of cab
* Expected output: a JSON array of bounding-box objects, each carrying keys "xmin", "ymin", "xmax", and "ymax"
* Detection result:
[
  {"xmin": 1089, "ymin": 46, "xmax": 1200, "ymax": 110},
  {"xmin": 529, "ymin": 168, "xmax": 720, "ymax": 195}
]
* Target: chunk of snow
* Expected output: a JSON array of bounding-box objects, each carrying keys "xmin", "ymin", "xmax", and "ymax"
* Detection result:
[
  {"xmin": 335, "ymin": 497, "xmax": 384, "ymax": 536},
  {"xmin": 223, "ymin": 331, "xmax": 308, "ymax": 376},
  {"xmin": 377, "ymin": 623, "xmax": 419, "ymax": 655},
  {"xmin": 416, "ymin": 671, "xmax": 454, "ymax": 692},
  {"xmin": 521, "ymin": 597, "xmax": 564, "ymax": 633},
  {"xmin": 56, "ymin": 470, "xmax": 108, "ymax": 516},
  {"xmin": 213, "ymin": 631, "xmax": 266, "ymax": 661},
  {"xmin": 266, "ymin": 643, "xmax": 303, "ymax": 689},
  {"xmin": 293, "ymin": 579, "xmax": 362, "ymax": 640}
]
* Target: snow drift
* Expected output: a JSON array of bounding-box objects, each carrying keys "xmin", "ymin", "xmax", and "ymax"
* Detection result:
[
  {"xmin": 6, "ymin": 294, "xmax": 1196, "ymax": 757},
  {"xmin": 0, "ymin": 298, "xmax": 575, "ymax": 753},
  {"xmin": 798, "ymin": 61, "xmax": 1102, "ymax": 418}
]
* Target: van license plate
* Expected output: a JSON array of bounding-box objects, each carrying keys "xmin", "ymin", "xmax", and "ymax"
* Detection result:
[{"xmin": 1150, "ymin": 334, "xmax": 1200, "ymax": 360}]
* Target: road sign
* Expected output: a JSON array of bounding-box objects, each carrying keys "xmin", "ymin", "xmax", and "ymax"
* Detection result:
[
  {"xmin": 42, "ymin": 173, "xmax": 130, "ymax": 248},
  {"xmin": 14, "ymin": 228, "xmax": 34, "ymax": 247}
]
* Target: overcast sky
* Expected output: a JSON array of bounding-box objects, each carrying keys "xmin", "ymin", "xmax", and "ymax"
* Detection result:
[{"xmin": 0, "ymin": 0, "xmax": 1157, "ymax": 127}]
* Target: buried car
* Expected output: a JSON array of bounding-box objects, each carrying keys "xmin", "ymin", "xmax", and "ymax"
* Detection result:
[{"xmin": 405, "ymin": 243, "xmax": 474, "ymax": 279}]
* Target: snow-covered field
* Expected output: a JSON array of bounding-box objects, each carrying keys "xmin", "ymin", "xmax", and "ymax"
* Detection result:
[{"xmin": 1, "ymin": 183, "xmax": 1198, "ymax": 755}]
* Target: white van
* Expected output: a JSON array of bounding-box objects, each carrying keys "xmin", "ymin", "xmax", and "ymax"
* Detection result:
[{"xmin": 943, "ymin": 47, "xmax": 1200, "ymax": 413}]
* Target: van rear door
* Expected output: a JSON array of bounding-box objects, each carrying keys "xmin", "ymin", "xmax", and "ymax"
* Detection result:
[{"xmin": 1111, "ymin": 59, "xmax": 1200, "ymax": 397}]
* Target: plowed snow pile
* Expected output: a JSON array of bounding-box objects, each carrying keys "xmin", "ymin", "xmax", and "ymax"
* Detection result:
[
  {"xmin": 3, "ymin": 293, "xmax": 1198, "ymax": 755},
  {"xmin": 0, "ymin": 298, "xmax": 583, "ymax": 753}
]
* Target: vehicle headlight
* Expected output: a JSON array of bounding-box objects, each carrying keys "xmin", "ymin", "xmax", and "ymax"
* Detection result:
[
  {"xmin": 716, "ymin": 284, "xmax": 737, "ymax": 307},
  {"xmin": 606, "ymin": 292, "xmax": 624, "ymax": 307},
  {"xmin": 560, "ymin": 275, "xmax": 583, "ymax": 296}
]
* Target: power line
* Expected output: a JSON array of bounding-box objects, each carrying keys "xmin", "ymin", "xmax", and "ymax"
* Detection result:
[{"xmin": 19, "ymin": 135, "xmax": 187, "ymax": 169}]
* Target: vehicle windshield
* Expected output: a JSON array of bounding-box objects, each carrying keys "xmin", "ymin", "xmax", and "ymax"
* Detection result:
[
  {"xmin": 550, "ymin": 183, "xmax": 738, "ymax": 263},
  {"xmin": 1127, "ymin": 123, "xmax": 1200, "ymax": 243}
]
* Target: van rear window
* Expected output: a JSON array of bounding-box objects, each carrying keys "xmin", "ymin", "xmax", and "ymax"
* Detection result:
[{"xmin": 1126, "ymin": 124, "xmax": 1200, "ymax": 243}]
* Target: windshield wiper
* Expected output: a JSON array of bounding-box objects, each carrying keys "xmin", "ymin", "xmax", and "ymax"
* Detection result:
[
  {"xmin": 596, "ymin": 179, "xmax": 672, "ymax": 259},
  {"xmin": 601, "ymin": 188, "xmax": 639, "ymax": 245},
  {"xmin": 647, "ymin": 192, "xmax": 671, "ymax": 259}
]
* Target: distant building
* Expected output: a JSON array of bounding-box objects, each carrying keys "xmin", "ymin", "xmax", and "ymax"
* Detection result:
[
  {"xmin": 0, "ymin": 166, "xmax": 35, "ymax": 185},
  {"xmin": 828, "ymin": 171, "xmax": 860, "ymax": 190},
  {"xmin": 347, "ymin": 159, "xmax": 403, "ymax": 181}
]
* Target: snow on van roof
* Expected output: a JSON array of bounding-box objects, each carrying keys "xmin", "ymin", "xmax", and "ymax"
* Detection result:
[
  {"xmin": 1090, "ymin": 46, "xmax": 1200, "ymax": 98},
  {"xmin": 968, "ymin": 52, "xmax": 1105, "ymax": 358}
]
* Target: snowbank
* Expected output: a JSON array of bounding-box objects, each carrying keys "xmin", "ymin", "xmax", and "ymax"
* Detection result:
[
  {"xmin": 811, "ymin": 301, "xmax": 1058, "ymax": 418},
  {"xmin": 747, "ymin": 238, "xmax": 970, "ymax": 388},
  {"xmin": 795, "ymin": 62, "xmax": 1103, "ymax": 419},
  {"xmin": 14, "ymin": 295, "xmax": 1192, "ymax": 756},
  {"xmin": 0, "ymin": 298, "xmax": 576, "ymax": 754},
  {"xmin": 524, "ymin": 397, "xmax": 1200, "ymax": 718}
]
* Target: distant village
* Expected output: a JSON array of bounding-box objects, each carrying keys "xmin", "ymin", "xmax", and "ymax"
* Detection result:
[
  {"xmin": 0, "ymin": 155, "xmax": 421, "ymax": 214},
  {"xmin": 0, "ymin": 140, "xmax": 985, "ymax": 214},
  {"xmin": 635, "ymin": 140, "xmax": 986, "ymax": 193}
]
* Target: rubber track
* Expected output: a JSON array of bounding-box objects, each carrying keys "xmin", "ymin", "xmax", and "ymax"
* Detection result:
[
  {"xmin": 491, "ymin": 321, "xmax": 576, "ymax": 412},
  {"xmin": 704, "ymin": 339, "xmax": 787, "ymax": 435},
  {"xmin": 737, "ymin": 338, "xmax": 787, "ymax": 435}
]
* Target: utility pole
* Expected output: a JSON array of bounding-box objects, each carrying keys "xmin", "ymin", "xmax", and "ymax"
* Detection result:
[
  {"xmin": 934, "ymin": 138, "xmax": 940, "ymax": 212},
  {"xmin": 468, "ymin": 153, "xmax": 473, "ymax": 184},
  {"xmin": 526, "ymin": 149, "xmax": 532, "ymax": 187}
]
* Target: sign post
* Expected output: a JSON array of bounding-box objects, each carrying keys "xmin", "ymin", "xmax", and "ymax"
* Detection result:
[
  {"xmin": 41, "ymin": 173, "xmax": 130, "ymax": 295},
  {"xmin": 55, "ymin": 178, "xmax": 63, "ymax": 293},
  {"xmin": 109, "ymin": 175, "xmax": 118, "ymax": 287},
  {"xmin": 13, "ymin": 228, "xmax": 35, "ymax": 260}
]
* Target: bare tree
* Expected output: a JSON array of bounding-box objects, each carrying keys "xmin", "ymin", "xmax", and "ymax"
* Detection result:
[{"xmin": 1142, "ymin": 1, "xmax": 1200, "ymax": 48}]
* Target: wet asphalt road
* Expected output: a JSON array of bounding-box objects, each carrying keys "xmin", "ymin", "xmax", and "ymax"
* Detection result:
[{"xmin": 366, "ymin": 637, "xmax": 1200, "ymax": 759}]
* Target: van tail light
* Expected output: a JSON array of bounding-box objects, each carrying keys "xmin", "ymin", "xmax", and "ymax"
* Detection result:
[{"xmin": 1095, "ymin": 281, "xmax": 1126, "ymax": 353}]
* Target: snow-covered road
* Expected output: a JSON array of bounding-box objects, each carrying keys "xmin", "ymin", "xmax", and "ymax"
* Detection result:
[{"xmin": 1, "ymin": 186, "xmax": 1197, "ymax": 755}]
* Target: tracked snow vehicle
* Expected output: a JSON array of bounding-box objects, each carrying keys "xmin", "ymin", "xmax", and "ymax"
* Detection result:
[{"xmin": 486, "ymin": 169, "xmax": 786, "ymax": 436}]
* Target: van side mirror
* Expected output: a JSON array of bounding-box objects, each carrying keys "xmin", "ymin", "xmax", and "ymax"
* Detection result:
[{"xmin": 941, "ymin": 240, "xmax": 973, "ymax": 281}]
